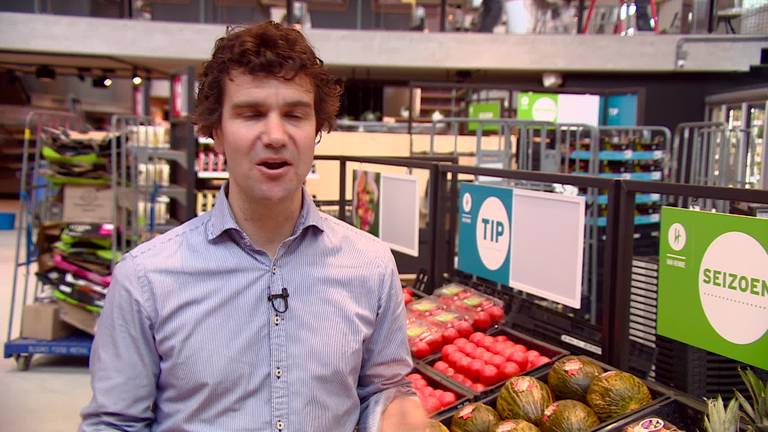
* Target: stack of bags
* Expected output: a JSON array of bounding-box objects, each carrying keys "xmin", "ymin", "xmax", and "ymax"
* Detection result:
[
  {"xmin": 39, "ymin": 223, "xmax": 118, "ymax": 313},
  {"xmin": 40, "ymin": 127, "xmax": 115, "ymax": 186}
]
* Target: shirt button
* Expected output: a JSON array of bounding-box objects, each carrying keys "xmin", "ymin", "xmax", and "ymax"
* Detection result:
[
  {"xmin": 275, "ymin": 368, "xmax": 282, "ymax": 378},
  {"xmin": 273, "ymin": 315, "xmax": 281, "ymax": 326},
  {"xmin": 276, "ymin": 420, "xmax": 284, "ymax": 430},
  {"xmin": 271, "ymin": 266, "xmax": 277, "ymax": 274}
]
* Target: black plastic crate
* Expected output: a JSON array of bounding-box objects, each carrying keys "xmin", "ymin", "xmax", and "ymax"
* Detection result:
[
  {"xmin": 595, "ymin": 394, "xmax": 707, "ymax": 432},
  {"xmin": 420, "ymin": 326, "xmax": 568, "ymax": 399},
  {"xmin": 411, "ymin": 364, "xmax": 474, "ymax": 422}
]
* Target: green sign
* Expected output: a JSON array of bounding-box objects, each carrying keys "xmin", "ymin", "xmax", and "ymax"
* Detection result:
[
  {"xmin": 517, "ymin": 92, "xmax": 558, "ymax": 122},
  {"xmin": 658, "ymin": 207, "xmax": 768, "ymax": 369},
  {"xmin": 468, "ymin": 101, "xmax": 501, "ymax": 132}
]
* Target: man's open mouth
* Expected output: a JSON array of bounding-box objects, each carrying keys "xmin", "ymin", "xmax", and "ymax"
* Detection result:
[{"xmin": 259, "ymin": 161, "xmax": 290, "ymax": 170}]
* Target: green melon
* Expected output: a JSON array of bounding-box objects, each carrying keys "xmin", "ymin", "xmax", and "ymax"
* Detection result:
[
  {"xmin": 586, "ymin": 371, "xmax": 652, "ymax": 421},
  {"xmin": 547, "ymin": 356, "xmax": 605, "ymax": 403},
  {"xmin": 496, "ymin": 376, "xmax": 554, "ymax": 425},
  {"xmin": 539, "ymin": 400, "xmax": 600, "ymax": 432},
  {"xmin": 428, "ymin": 419, "xmax": 450, "ymax": 432},
  {"xmin": 450, "ymin": 403, "xmax": 501, "ymax": 432},
  {"xmin": 493, "ymin": 419, "xmax": 541, "ymax": 432}
]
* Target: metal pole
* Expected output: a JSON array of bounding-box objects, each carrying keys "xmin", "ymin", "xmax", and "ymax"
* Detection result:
[
  {"xmin": 609, "ymin": 181, "xmax": 635, "ymax": 369},
  {"xmin": 440, "ymin": 0, "xmax": 447, "ymax": 32},
  {"xmin": 338, "ymin": 159, "xmax": 347, "ymax": 222},
  {"xmin": 428, "ymin": 164, "xmax": 442, "ymax": 292},
  {"xmin": 577, "ymin": 0, "xmax": 586, "ymax": 33},
  {"xmin": 287, "ymin": 0, "xmax": 295, "ymax": 25}
]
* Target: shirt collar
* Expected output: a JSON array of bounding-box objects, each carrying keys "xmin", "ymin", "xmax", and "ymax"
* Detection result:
[{"xmin": 206, "ymin": 183, "xmax": 325, "ymax": 241}]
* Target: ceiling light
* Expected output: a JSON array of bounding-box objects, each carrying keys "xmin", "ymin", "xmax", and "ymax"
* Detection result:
[
  {"xmin": 92, "ymin": 70, "xmax": 113, "ymax": 88},
  {"xmin": 132, "ymin": 68, "xmax": 143, "ymax": 86},
  {"xmin": 35, "ymin": 65, "xmax": 56, "ymax": 81}
]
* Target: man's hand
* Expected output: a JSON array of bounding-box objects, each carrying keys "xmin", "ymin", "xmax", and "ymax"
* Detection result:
[{"xmin": 379, "ymin": 396, "xmax": 428, "ymax": 432}]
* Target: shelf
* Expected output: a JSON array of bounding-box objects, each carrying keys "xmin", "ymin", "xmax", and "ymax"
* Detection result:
[
  {"xmin": 592, "ymin": 213, "xmax": 660, "ymax": 227},
  {"xmin": 570, "ymin": 150, "xmax": 665, "ymax": 161},
  {"xmin": 197, "ymin": 171, "xmax": 229, "ymax": 180},
  {"xmin": 596, "ymin": 193, "xmax": 661, "ymax": 205}
]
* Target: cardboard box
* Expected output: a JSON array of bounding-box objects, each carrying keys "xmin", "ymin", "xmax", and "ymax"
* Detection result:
[
  {"xmin": 20, "ymin": 303, "xmax": 74, "ymax": 340},
  {"xmin": 63, "ymin": 185, "xmax": 113, "ymax": 223},
  {"xmin": 56, "ymin": 300, "xmax": 98, "ymax": 335}
]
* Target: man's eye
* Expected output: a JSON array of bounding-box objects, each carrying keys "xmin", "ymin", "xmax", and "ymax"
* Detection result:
[
  {"xmin": 285, "ymin": 112, "xmax": 304, "ymax": 119},
  {"xmin": 240, "ymin": 112, "xmax": 264, "ymax": 119}
]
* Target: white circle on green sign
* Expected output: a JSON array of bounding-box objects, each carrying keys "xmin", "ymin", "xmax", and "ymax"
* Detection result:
[
  {"xmin": 668, "ymin": 223, "xmax": 687, "ymax": 251},
  {"xmin": 699, "ymin": 231, "xmax": 768, "ymax": 345},
  {"xmin": 462, "ymin": 192, "xmax": 472, "ymax": 213},
  {"xmin": 532, "ymin": 97, "xmax": 557, "ymax": 122},
  {"xmin": 475, "ymin": 196, "xmax": 510, "ymax": 271}
]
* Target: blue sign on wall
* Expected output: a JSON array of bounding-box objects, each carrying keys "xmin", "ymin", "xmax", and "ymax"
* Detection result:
[
  {"xmin": 604, "ymin": 94, "xmax": 638, "ymax": 126},
  {"xmin": 457, "ymin": 183, "xmax": 514, "ymax": 285}
]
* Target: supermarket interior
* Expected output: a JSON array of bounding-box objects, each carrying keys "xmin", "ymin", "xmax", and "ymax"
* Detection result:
[{"xmin": 0, "ymin": 1, "xmax": 767, "ymax": 431}]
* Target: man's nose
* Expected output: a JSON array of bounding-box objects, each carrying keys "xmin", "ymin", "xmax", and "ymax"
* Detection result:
[{"xmin": 263, "ymin": 113, "xmax": 288, "ymax": 147}]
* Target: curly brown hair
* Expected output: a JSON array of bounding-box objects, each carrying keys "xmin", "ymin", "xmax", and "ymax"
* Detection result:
[{"xmin": 195, "ymin": 21, "xmax": 342, "ymax": 138}]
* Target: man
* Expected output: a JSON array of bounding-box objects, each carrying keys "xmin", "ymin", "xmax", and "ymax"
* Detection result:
[{"xmin": 80, "ymin": 22, "xmax": 426, "ymax": 431}]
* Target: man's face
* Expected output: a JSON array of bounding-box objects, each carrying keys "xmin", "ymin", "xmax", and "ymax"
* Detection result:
[{"xmin": 214, "ymin": 70, "xmax": 317, "ymax": 205}]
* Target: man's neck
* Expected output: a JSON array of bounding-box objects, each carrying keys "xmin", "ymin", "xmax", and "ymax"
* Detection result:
[{"xmin": 228, "ymin": 185, "xmax": 303, "ymax": 260}]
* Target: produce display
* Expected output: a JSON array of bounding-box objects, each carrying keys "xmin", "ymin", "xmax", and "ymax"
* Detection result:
[
  {"xmin": 431, "ymin": 332, "xmax": 552, "ymax": 392},
  {"xmin": 407, "ymin": 285, "xmax": 506, "ymax": 359},
  {"xmin": 450, "ymin": 402, "xmax": 501, "ymax": 432},
  {"xmin": 547, "ymin": 356, "xmax": 605, "ymax": 403},
  {"xmin": 493, "ymin": 419, "xmax": 541, "ymax": 432},
  {"xmin": 586, "ymin": 371, "xmax": 652, "ymax": 421},
  {"xmin": 539, "ymin": 400, "xmax": 600, "ymax": 432},
  {"xmin": 407, "ymin": 372, "xmax": 460, "ymax": 415},
  {"xmin": 496, "ymin": 376, "xmax": 554, "ymax": 424}
]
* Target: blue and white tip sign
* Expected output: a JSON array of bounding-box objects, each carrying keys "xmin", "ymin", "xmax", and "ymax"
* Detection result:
[{"xmin": 458, "ymin": 183, "xmax": 514, "ymax": 284}]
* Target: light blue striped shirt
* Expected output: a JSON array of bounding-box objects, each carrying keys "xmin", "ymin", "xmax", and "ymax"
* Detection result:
[{"xmin": 80, "ymin": 186, "xmax": 413, "ymax": 432}]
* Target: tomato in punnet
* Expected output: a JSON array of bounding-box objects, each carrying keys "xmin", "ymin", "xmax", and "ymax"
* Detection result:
[
  {"xmin": 407, "ymin": 373, "xmax": 422, "ymax": 381},
  {"xmin": 434, "ymin": 361, "xmax": 450, "ymax": 373},
  {"xmin": 444, "ymin": 367, "xmax": 455, "ymax": 376},
  {"xmin": 469, "ymin": 332, "xmax": 485, "ymax": 344},
  {"xmin": 454, "ymin": 321, "xmax": 474, "ymax": 338},
  {"xmin": 456, "ymin": 357, "xmax": 473, "ymax": 375},
  {"xmin": 499, "ymin": 361, "xmax": 522, "ymax": 379},
  {"xmin": 495, "ymin": 335, "xmax": 509, "ymax": 343},
  {"xmin": 460, "ymin": 342, "xmax": 478, "ymax": 357},
  {"xmin": 478, "ymin": 350, "xmax": 493, "ymax": 363},
  {"xmin": 411, "ymin": 341, "xmax": 430, "ymax": 359},
  {"xmin": 488, "ymin": 354, "xmax": 506, "ymax": 369},
  {"xmin": 438, "ymin": 391, "xmax": 457, "ymax": 406},
  {"xmin": 487, "ymin": 306, "xmax": 505, "ymax": 322},
  {"xmin": 453, "ymin": 373, "xmax": 468, "ymax": 385},
  {"xmin": 472, "ymin": 311, "xmax": 493, "ymax": 330},
  {"xmin": 479, "ymin": 365, "xmax": 500, "ymax": 386},
  {"xmin": 513, "ymin": 343, "xmax": 528, "ymax": 353},
  {"xmin": 481, "ymin": 335, "xmax": 495, "ymax": 349},
  {"xmin": 499, "ymin": 346, "xmax": 514, "ymax": 360},
  {"xmin": 403, "ymin": 291, "xmax": 413, "ymax": 305},
  {"xmin": 442, "ymin": 344, "xmax": 458, "ymax": 358},
  {"xmin": 488, "ymin": 343, "xmax": 503, "ymax": 355},
  {"xmin": 526, "ymin": 350, "xmax": 541, "ymax": 363},
  {"xmin": 442, "ymin": 327, "xmax": 460, "ymax": 344}
]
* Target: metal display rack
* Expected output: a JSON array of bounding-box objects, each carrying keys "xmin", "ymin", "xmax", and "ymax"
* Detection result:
[{"xmin": 4, "ymin": 112, "xmax": 96, "ymax": 370}]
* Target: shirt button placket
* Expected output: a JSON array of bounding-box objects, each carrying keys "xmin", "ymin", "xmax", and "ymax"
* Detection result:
[{"xmin": 270, "ymin": 261, "xmax": 288, "ymax": 431}]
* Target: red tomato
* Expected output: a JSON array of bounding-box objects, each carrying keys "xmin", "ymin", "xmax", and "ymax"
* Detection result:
[
  {"xmin": 406, "ymin": 373, "xmax": 422, "ymax": 382},
  {"xmin": 446, "ymin": 351, "xmax": 464, "ymax": 367},
  {"xmin": 474, "ymin": 347, "xmax": 489, "ymax": 358},
  {"xmin": 403, "ymin": 293, "xmax": 413, "ymax": 305},
  {"xmin": 411, "ymin": 341, "xmax": 430, "ymax": 359},
  {"xmin": 424, "ymin": 396, "xmax": 442, "ymax": 413},
  {"xmin": 438, "ymin": 391, "xmax": 457, "ymax": 407},
  {"xmin": 434, "ymin": 361, "xmax": 450, "ymax": 373},
  {"xmin": 453, "ymin": 338, "xmax": 469, "ymax": 348},
  {"xmin": 487, "ymin": 306, "xmax": 505, "ymax": 322},
  {"xmin": 423, "ymin": 334, "xmax": 444, "ymax": 353},
  {"xmin": 488, "ymin": 343, "xmax": 503, "ymax": 355},
  {"xmin": 456, "ymin": 357, "xmax": 472, "ymax": 375},
  {"xmin": 460, "ymin": 342, "xmax": 478, "ymax": 356},
  {"xmin": 412, "ymin": 378, "xmax": 428, "ymax": 389},
  {"xmin": 441, "ymin": 344, "xmax": 458, "ymax": 358},
  {"xmin": 499, "ymin": 361, "xmax": 522, "ymax": 379},
  {"xmin": 526, "ymin": 350, "xmax": 541, "ymax": 362},
  {"xmin": 479, "ymin": 365, "xmax": 500, "ymax": 386},
  {"xmin": 499, "ymin": 347, "xmax": 514, "ymax": 360},
  {"xmin": 531, "ymin": 356, "xmax": 551, "ymax": 368},
  {"xmin": 478, "ymin": 351, "xmax": 494, "ymax": 363},
  {"xmin": 488, "ymin": 354, "xmax": 506, "ymax": 369},
  {"xmin": 472, "ymin": 311, "xmax": 492, "ymax": 330},
  {"xmin": 481, "ymin": 335, "xmax": 495, "ymax": 348},
  {"xmin": 444, "ymin": 367, "xmax": 455, "ymax": 376},
  {"xmin": 513, "ymin": 344, "xmax": 528, "ymax": 353},
  {"xmin": 470, "ymin": 383, "xmax": 487, "ymax": 393},
  {"xmin": 469, "ymin": 332, "xmax": 485, "ymax": 344},
  {"xmin": 455, "ymin": 321, "xmax": 474, "ymax": 338},
  {"xmin": 509, "ymin": 351, "xmax": 528, "ymax": 370},
  {"xmin": 467, "ymin": 359, "xmax": 485, "ymax": 380},
  {"xmin": 442, "ymin": 327, "xmax": 460, "ymax": 344},
  {"xmin": 452, "ymin": 373, "xmax": 468, "ymax": 385}
]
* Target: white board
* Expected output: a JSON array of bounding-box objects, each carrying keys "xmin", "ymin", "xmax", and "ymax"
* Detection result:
[{"xmin": 379, "ymin": 173, "xmax": 420, "ymax": 257}]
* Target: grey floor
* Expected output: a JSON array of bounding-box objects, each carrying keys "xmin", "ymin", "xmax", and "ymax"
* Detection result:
[{"xmin": 0, "ymin": 199, "xmax": 92, "ymax": 431}]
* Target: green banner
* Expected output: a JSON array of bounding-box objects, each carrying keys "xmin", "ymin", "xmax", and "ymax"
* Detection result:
[
  {"xmin": 658, "ymin": 207, "xmax": 768, "ymax": 369},
  {"xmin": 517, "ymin": 92, "xmax": 558, "ymax": 122},
  {"xmin": 468, "ymin": 101, "xmax": 501, "ymax": 132}
]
